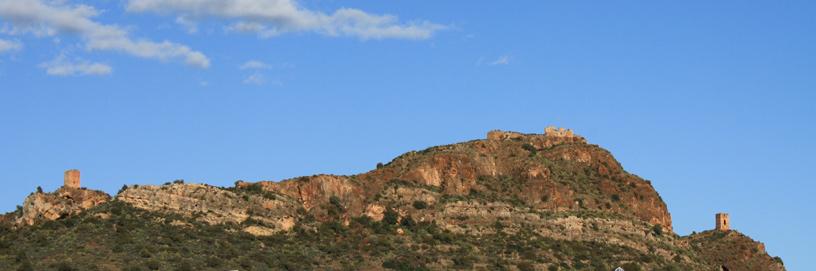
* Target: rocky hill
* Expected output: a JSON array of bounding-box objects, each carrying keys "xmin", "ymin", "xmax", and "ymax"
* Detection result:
[{"xmin": 0, "ymin": 127, "xmax": 785, "ymax": 271}]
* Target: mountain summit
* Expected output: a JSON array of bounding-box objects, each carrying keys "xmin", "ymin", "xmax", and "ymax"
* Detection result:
[{"xmin": 0, "ymin": 127, "xmax": 784, "ymax": 270}]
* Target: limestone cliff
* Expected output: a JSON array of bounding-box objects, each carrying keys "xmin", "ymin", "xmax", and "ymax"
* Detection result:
[
  {"xmin": 116, "ymin": 183, "xmax": 298, "ymax": 235},
  {"xmin": 0, "ymin": 128, "xmax": 785, "ymax": 271},
  {"xmin": 246, "ymin": 128, "xmax": 671, "ymax": 231},
  {"xmin": 688, "ymin": 230, "xmax": 786, "ymax": 271},
  {"xmin": 17, "ymin": 186, "xmax": 110, "ymax": 226}
]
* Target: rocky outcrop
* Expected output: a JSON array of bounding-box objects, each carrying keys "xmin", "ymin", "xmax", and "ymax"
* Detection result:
[
  {"xmin": 238, "ymin": 128, "xmax": 671, "ymax": 232},
  {"xmin": 116, "ymin": 183, "xmax": 299, "ymax": 235},
  {"xmin": 687, "ymin": 230, "xmax": 786, "ymax": 271},
  {"xmin": 17, "ymin": 187, "xmax": 110, "ymax": 226},
  {"xmin": 9, "ymin": 128, "xmax": 672, "ymax": 235},
  {"xmin": 238, "ymin": 174, "xmax": 367, "ymax": 221},
  {"xmin": 369, "ymin": 128, "xmax": 670, "ymax": 230},
  {"xmin": 0, "ymin": 127, "xmax": 785, "ymax": 270}
]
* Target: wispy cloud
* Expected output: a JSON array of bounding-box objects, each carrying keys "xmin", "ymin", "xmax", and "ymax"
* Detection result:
[
  {"xmin": 489, "ymin": 55, "xmax": 511, "ymax": 66},
  {"xmin": 0, "ymin": 0, "xmax": 209, "ymax": 68},
  {"xmin": 239, "ymin": 59, "xmax": 289, "ymax": 86},
  {"xmin": 242, "ymin": 72, "xmax": 265, "ymax": 85},
  {"xmin": 240, "ymin": 60, "xmax": 270, "ymax": 70},
  {"xmin": 0, "ymin": 39, "xmax": 22, "ymax": 53},
  {"xmin": 40, "ymin": 55, "xmax": 112, "ymax": 76},
  {"xmin": 126, "ymin": 0, "xmax": 447, "ymax": 40},
  {"xmin": 175, "ymin": 16, "xmax": 198, "ymax": 34}
]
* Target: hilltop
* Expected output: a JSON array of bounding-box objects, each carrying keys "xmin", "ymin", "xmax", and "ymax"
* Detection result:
[{"xmin": 0, "ymin": 127, "xmax": 784, "ymax": 270}]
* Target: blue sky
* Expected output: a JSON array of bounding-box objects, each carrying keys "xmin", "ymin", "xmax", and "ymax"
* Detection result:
[{"xmin": 1, "ymin": 0, "xmax": 814, "ymax": 269}]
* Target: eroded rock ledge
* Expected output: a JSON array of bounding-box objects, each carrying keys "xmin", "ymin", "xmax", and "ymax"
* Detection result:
[
  {"xmin": 17, "ymin": 187, "xmax": 110, "ymax": 226},
  {"xmin": 116, "ymin": 183, "xmax": 298, "ymax": 235}
]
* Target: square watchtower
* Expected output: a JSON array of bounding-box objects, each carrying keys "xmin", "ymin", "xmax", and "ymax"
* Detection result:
[
  {"xmin": 64, "ymin": 169, "xmax": 80, "ymax": 189},
  {"xmin": 716, "ymin": 213, "xmax": 730, "ymax": 231}
]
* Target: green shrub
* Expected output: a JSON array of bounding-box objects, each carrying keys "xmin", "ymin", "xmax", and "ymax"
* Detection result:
[
  {"xmin": 400, "ymin": 216, "xmax": 416, "ymax": 229},
  {"xmin": 14, "ymin": 251, "xmax": 27, "ymax": 263},
  {"xmin": 139, "ymin": 248, "xmax": 152, "ymax": 258},
  {"xmin": 412, "ymin": 200, "xmax": 428, "ymax": 209},
  {"xmin": 17, "ymin": 261, "xmax": 33, "ymax": 271},
  {"xmin": 652, "ymin": 224, "xmax": 663, "ymax": 236},
  {"xmin": 174, "ymin": 261, "xmax": 193, "ymax": 271},
  {"xmin": 656, "ymin": 264, "xmax": 683, "ymax": 271},
  {"xmin": 382, "ymin": 257, "xmax": 427, "ymax": 271},
  {"xmin": 55, "ymin": 262, "xmax": 76, "ymax": 271},
  {"xmin": 383, "ymin": 208, "xmax": 399, "ymax": 225},
  {"xmin": 453, "ymin": 255, "xmax": 475, "ymax": 269},
  {"xmin": 621, "ymin": 262, "xmax": 642, "ymax": 271},
  {"xmin": 205, "ymin": 256, "xmax": 222, "ymax": 268},
  {"xmin": 517, "ymin": 262, "xmax": 535, "ymax": 271},
  {"xmin": 328, "ymin": 196, "xmax": 345, "ymax": 218},
  {"xmin": 522, "ymin": 144, "xmax": 537, "ymax": 155},
  {"xmin": 146, "ymin": 260, "xmax": 160, "ymax": 270}
]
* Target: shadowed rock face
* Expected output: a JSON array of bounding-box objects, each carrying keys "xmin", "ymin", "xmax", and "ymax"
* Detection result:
[{"xmin": 18, "ymin": 187, "xmax": 110, "ymax": 226}]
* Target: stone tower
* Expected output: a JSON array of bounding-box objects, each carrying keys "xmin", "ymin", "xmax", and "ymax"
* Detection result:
[
  {"xmin": 64, "ymin": 169, "xmax": 80, "ymax": 189},
  {"xmin": 716, "ymin": 213, "xmax": 730, "ymax": 231}
]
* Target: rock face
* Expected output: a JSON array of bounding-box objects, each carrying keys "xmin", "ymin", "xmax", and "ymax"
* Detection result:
[
  {"xmin": 247, "ymin": 128, "xmax": 671, "ymax": 231},
  {"xmin": 116, "ymin": 183, "xmax": 299, "ymax": 235},
  {"xmin": 17, "ymin": 187, "xmax": 110, "ymax": 226},
  {"xmin": 113, "ymin": 127, "xmax": 672, "ymax": 238},
  {"xmin": 0, "ymin": 128, "xmax": 784, "ymax": 270},
  {"xmin": 688, "ymin": 230, "xmax": 786, "ymax": 271}
]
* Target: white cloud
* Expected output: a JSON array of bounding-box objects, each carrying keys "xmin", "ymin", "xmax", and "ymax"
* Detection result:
[
  {"xmin": 40, "ymin": 55, "xmax": 112, "ymax": 76},
  {"xmin": 175, "ymin": 16, "xmax": 198, "ymax": 33},
  {"xmin": 240, "ymin": 60, "xmax": 269, "ymax": 70},
  {"xmin": 0, "ymin": 0, "xmax": 210, "ymax": 68},
  {"xmin": 490, "ymin": 55, "xmax": 510, "ymax": 66},
  {"xmin": 126, "ymin": 0, "xmax": 446, "ymax": 40},
  {"xmin": 0, "ymin": 38, "xmax": 22, "ymax": 53}
]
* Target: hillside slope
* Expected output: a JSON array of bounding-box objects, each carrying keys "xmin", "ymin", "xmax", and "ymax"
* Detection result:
[{"xmin": 0, "ymin": 128, "xmax": 784, "ymax": 271}]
